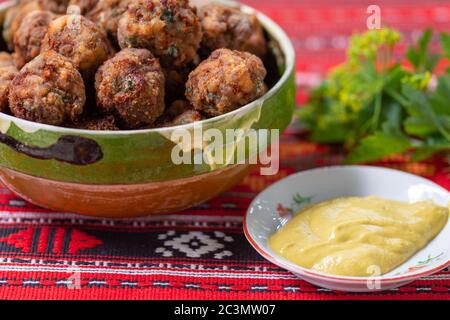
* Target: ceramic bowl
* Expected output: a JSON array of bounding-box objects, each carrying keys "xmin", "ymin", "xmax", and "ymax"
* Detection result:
[
  {"xmin": 244, "ymin": 165, "xmax": 450, "ymax": 292},
  {"xmin": 0, "ymin": 0, "xmax": 296, "ymax": 217}
]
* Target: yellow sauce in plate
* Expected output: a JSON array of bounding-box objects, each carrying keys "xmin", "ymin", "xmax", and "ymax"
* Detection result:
[{"xmin": 268, "ymin": 196, "xmax": 449, "ymax": 277}]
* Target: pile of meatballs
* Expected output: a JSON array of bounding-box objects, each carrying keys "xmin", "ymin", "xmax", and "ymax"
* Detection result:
[{"xmin": 0, "ymin": 0, "xmax": 269, "ymax": 130}]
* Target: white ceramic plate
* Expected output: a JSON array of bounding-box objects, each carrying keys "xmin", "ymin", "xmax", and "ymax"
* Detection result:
[{"xmin": 244, "ymin": 165, "xmax": 450, "ymax": 292}]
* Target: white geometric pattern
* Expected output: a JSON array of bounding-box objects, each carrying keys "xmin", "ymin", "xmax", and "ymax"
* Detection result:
[{"xmin": 155, "ymin": 231, "xmax": 233, "ymax": 259}]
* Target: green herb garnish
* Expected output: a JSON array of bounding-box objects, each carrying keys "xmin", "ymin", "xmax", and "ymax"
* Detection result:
[
  {"xmin": 298, "ymin": 28, "xmax": 450, "ymax": 163},
  {"xmin": 207, "ymin": 92, "xmax": 217, "ymax": 100},
  {"xmin": 123, "ymin": 78, "xmax": 135, "ymax": 92},
  {"xmin": 160, "ymin": 9, "xmax": 174, "ymax": 23},
  {"xmin": 51, "ymin": 88, "xmax": 71, "ymax": 104},
  {"xmin": 126, "ymin": 36, "xmax": 140, "ymax": 47},
  {"xmin": 166, "ymin": 44, "xmax": 179, "ymax": 58}
]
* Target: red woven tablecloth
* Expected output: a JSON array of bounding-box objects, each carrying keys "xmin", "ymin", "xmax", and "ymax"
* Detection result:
[{"xmin": 1, "ymin": 0, "xmax": 450, "ymax": 300}]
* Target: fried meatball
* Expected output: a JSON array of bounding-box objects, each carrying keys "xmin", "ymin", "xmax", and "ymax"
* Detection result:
[
  {"xmin": 3, "ymin": 0, "xmax": 43, "ymax": 51},
  {"xmin": 117, "ymin": 0, "xmax": 202, "ymax": 67},
  {"xmin": 41, "ymin": 14, "xmax": 114, "ymax": 79},
  {"xmin": 86, "ymin": 0, "xmax": 130, "ymax": 39},
  {"xmin": 70, "ymin": 114, "xmax": 118, "ymax": 130},
  {"xmin": 95, "ymin": 48, "xmax": 165, "ymax": 129},
  {"xmin": 13, "ymin": 10, "xmax": 56, "ymax": 69},
  {"xmin": 0, "ymin": 52, "xmax": 19, "ymax": 113},
  {"xmin": 198, "ymin": 4, "xmax": 267, "ymax": 58},
  {"xmin": 172, "ymin": 109, "xmax": 203, "ymax": 126},
  {"xmin": 156, "ymin": 100, "xmax": 203, "ymax": 127},
  {"xmin": 163, "ymin": 66, "xmax": 191, "ymax": 103},
  {"xmin": 156, "ymin": 99, "xmax": 192, "ymax": 125},
  {"xmin": 9, "ymin": 51, "xmax": 86, "ymax": 125},
  {"xmin": 186, "ymin": 49, "xmax": 267, "ymax": 116},
  {"xmin": 0, "ymin": 51, "xmax": 16, "ymax": 68},
  {"xmin": 166, "ymin": 99, "xmax": 192, "ymax": 118},
  {"xmin": 68, "ymin": 0, "xmax": 98, "ymax": 14}
]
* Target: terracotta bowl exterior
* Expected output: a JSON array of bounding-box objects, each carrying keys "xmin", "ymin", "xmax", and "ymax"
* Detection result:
[
  {"xmin": 0, "ymin": 165, "xmax": 252, "ymax": 217},
  {"xmin": 0, "ymin": 0, "xmax": 296, "ymax": 217}
]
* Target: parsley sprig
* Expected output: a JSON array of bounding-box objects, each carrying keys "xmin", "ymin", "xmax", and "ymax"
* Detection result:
[{"xmin": 298, "ymin": 28, "xmax": 450, "ymax": 163}]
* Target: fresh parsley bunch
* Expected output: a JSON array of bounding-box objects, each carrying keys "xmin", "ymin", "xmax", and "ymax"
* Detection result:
[{"xmin": 298, "ymin": 28, "xmax": 450, "ymax": 163}]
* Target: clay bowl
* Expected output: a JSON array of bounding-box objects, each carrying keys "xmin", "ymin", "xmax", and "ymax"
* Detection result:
[{"xmin": 0, "ymin": 0, "xmax": 296, "ymax": 217}]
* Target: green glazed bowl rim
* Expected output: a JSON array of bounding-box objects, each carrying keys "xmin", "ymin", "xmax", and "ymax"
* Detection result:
[{"xmin": 0, "ymin": 0, "xmax": 296, "ymax": 136}]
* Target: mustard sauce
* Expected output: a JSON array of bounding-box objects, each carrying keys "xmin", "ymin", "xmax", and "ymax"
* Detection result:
[{"xmin": 268, "ymin": 196, "xmax": 449, "ymax": 277}]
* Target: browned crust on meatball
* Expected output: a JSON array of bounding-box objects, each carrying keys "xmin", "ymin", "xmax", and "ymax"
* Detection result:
[
  {"xmin": 185, "ymin": 48, "xmax": 267, "ymax": 117},
  {"xmin": 86, "ymin": 0, "xmax": 130, "ymax": 39},
  {"xmin": 13, "ymin": 10, "xmax": 56, "ymax": 69},
  {"xmin": 95, "ymin": 48, "xmax": 165, "ymax": 129},
  {"xmin": 69, "ymin": 114, "xmax": 118, "ymax": 130},
  {"xmin": 0, "ymin": 52, "xmax": 15, "ymax": 68},
  {"xmin": 164, "ymin": 66, "xmax": 192, "ymax": 104},
  {"xmin": 9, "ymin": 50, "xmax": 86, "ymax": 125},
  {"xmin": 166, "ymin": 99, "xmax": 192, "ymax": 119},
  {"xmin": 171, "ymin": 109, "xmax": 203, "ymax": 126},
  {"xmin": 155, "ymin": 99, "xmax": 192, "ymax": 125},
  {"xmin": 41, "ymin": 14, "xmax": 114, "ymax": 79},
  {"xmin": 156, "ymin": 105, "xmax": 203, "ymax": 127},
  {"xmin": 0, "ymin": 52, "xmax": 19, "ymax": 113},
  {"xmin": 198, "ymin": 4, "xmax": 267, "ymax": 58},
  {"xmin": 117, "ymin": 0, "xmax": 202, "ymax": 67},
  {"xmin": 3, "ymin": 0, "xmax": 44, "ymax": 51}
]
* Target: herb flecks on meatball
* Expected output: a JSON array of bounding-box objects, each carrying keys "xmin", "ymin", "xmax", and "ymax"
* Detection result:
[
  {"xmin": 13, "ymin": 10, "xmax": 56, "ymax": 69},
  {"xmin": 9, "ymin": 51, "xmax": 86, "ymax": 125},
  {"xmin": 118, "ymin": 0, "xmax": 202, "ymax": 67},
  {"xmin": 186, "ymin": 49, "xmax": 267, "ymax": 117},
  {"xmin": 0, "ymin": 52, "xmax": 19, "ymax": 113},
  {"xmin": 198, "ymin": 4, "xmax": 267, "ymax": 58},
  {"xmin": 95, "ymin": 48, "xmax": 165, "ymax": 129},
  {"xmin": 41, "ymin": 14, "xmax": 114, "ymax": 80}
]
